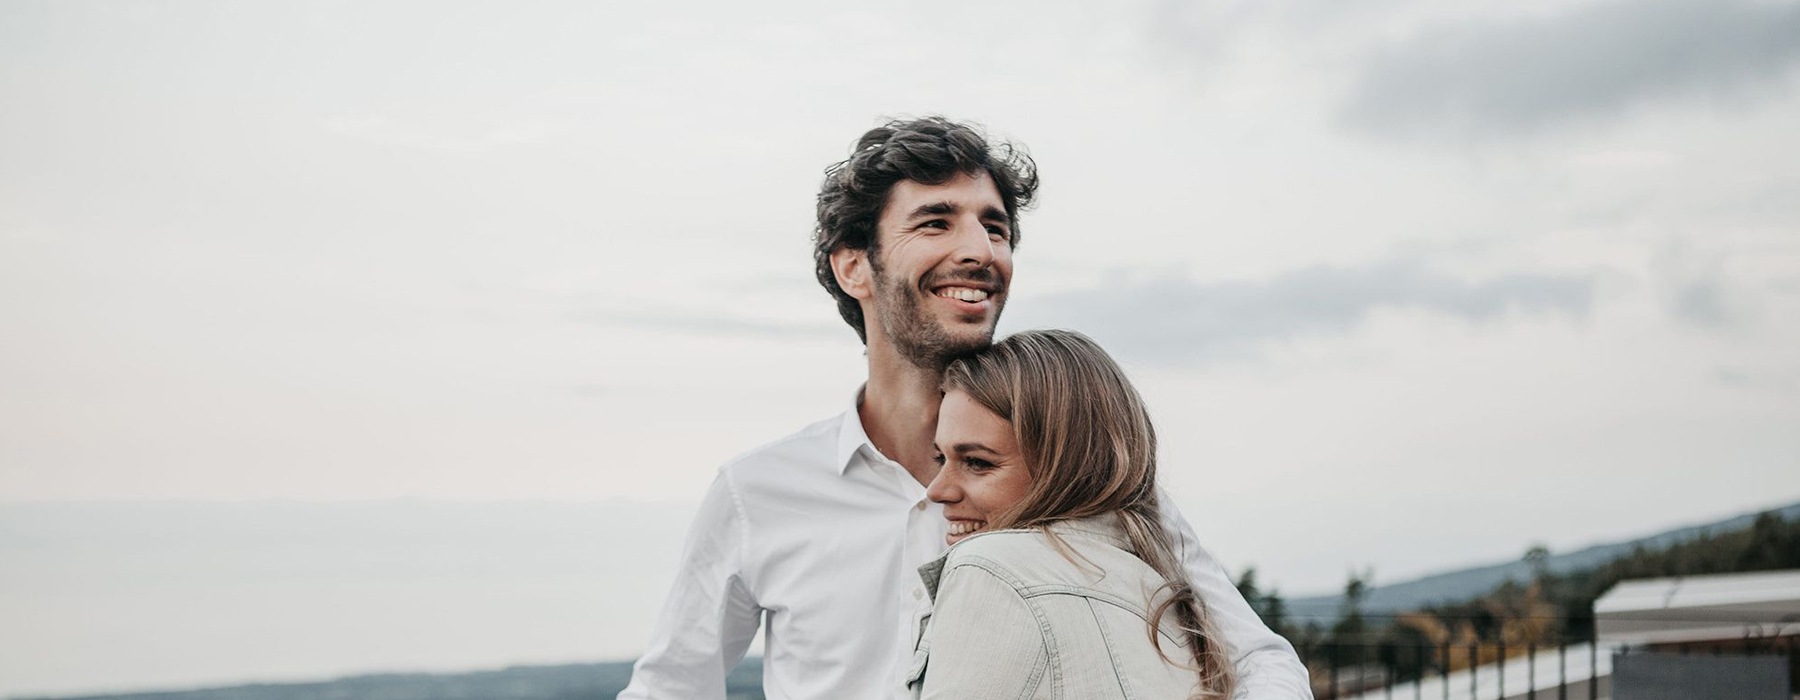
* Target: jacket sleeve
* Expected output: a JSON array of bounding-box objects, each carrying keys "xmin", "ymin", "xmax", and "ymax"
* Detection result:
[
  {"xmin": 917, "ymin": 562, "xmax": 1048, "ymax": 700},
  {"xmin": 617, "ymin": 470, "xmax": 763, "ymax": 700},
  {"xmin": 1162, "ymin": 497, "xmax": 1315, "ymax": 699}
]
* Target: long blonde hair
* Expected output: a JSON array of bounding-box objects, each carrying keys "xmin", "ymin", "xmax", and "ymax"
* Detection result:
[{"xmin": 942, "ymin": 329, "xmax": 1235, "ymax": 699}]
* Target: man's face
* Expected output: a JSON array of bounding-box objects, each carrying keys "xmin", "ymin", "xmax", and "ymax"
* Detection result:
[{"xmin": 866, "ymin": 171, "xmax": 1014, "ymax": 366}]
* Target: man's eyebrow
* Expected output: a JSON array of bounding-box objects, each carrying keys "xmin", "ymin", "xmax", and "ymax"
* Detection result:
[
  {"xmin": 903, "ymin": 201, "xmax": 1012, "ymax": 227},
  {"xmin": 905, "ymin": 201, "xmax": 957, "ymax": 220}
]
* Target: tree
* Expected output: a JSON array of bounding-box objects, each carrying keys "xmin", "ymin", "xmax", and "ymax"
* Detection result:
[
  {"xmin": 1236, "ymin": 566, "xmax": 1261, "ymax": 605},
  {"xmin": 1329, "ymin": 568, "xmax": 1374, "ymax": 667},
  {"xmin": 1237, "ymin": 565, "xmax": 1295, "ymax": 639},
  {"xmin": 1739, "ymin": 511, "xmax": 1794, "ymax": 569},
  {"xmin": 1263, "ymin": 590, "xmax": 1291, "ymax": 639},
  {"xmin": 1523, "ymin": 543, "xmax": 1550, "ymax": 584}
]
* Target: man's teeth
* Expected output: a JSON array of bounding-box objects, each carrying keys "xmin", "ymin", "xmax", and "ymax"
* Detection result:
[
  {"xmin": 935, "ymin": 287, "xmax": 989, "ymax": 303},
  {"xmin": 947, "ymin": 521, "xmax": 984, "ymax": 536}
]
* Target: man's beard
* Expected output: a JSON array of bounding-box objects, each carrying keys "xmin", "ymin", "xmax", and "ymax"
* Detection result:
[{"xmin": 869, "ymin": 262, "xmax": 1004, "ymax": 370}]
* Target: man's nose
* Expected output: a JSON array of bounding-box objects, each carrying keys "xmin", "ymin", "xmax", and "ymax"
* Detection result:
[{"xmin": 950, "ymin": 216, "xmax": 998, "ymax": 267}]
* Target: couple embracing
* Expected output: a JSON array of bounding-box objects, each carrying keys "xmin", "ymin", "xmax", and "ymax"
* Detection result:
[{"xmin": 620, "ymin": 118, "xmax": 1312, "ymax": 699}]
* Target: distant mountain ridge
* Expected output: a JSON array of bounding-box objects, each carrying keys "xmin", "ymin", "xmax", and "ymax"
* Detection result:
[
  {"xmin": 1283, "ymin": 501, "xmax": 1800, "ymax": 624},
  {"xmin": 9, "ymin": 500, "xmax": 1796, "ymax": 699}
]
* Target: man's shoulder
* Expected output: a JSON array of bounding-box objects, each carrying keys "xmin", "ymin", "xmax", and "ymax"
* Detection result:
[{"xmin": 716, "ymin": 410, "xmax": 847, "ymax": 479}]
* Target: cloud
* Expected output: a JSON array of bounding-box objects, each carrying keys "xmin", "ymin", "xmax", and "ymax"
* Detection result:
[
  {"xmin": 572, "ymin": 307, "xmax": 847, "ymax": 340},
  {"xmin": 322, "ymin": 114, "xmax": 561, "ymax": 154},
  {"xmin": 1712, "ymin": 366, "xmax": 1800, "ymax": 395},
  {"xmin": 1340, "ymin": 0, "xmax": 1800, "ymax": 140},
  {"xmin": 1003, "ymin": 259, "xmax": 1594, "ymax": 363},
  {"xmin": 1655, "ymin": 241, "xmax": 1742, "ymax": 329},
  {"xmin": 1672, "ymin": 280, "xmax": 1730, "ymax": 328}
]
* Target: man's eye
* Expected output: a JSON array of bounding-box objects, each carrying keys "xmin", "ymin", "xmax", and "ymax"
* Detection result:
[
  {"xmin": 986, "ymin": 225, "xmax": 1009, "ymax": 239},
  {"xmin": 922, "ymin": 220, "xmax": 949, "ymax": 230},
  {"xmin": 933, "ymin": 453, "xmax": 946, "ymax": 465}
]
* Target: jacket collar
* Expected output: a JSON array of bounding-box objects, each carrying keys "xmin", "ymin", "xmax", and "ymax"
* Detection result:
[{"xmin": 917, "ymin": 513, "xmax": 1134, "ymax": 602}]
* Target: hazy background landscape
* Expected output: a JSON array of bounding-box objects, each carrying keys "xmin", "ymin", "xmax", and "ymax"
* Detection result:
[
  {"xmin": 4, "ymin": 0, "xmax": 1799, "ymax": 696},
  {"xmin": 4, "ymin": 499, "xmax": 1796, "ymax": 699}
]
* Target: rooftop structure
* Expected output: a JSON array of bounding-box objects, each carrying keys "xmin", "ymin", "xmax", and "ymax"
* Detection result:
[{"xmin": 1595, "ymin": 569, "xmax": 1800, "ymax": 646}]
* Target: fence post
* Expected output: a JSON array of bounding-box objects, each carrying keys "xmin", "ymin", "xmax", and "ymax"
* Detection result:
[
  {"xmin": 1588, "ymin": 638, "xmax": 1597, "ymax": 700},
  {"xmin": 1557, "ymin": 641, "xmax": 1566, "ymax": 700},
  {"xmin": 1527, "ymin": 642, "xmax": 1536, "ymax": 700},
  {"xmin": 1498, "ymin": 638, "xmax": 1506, "ymax": 700},
  {"xmin": 1469, "ymin": 643, "xmax": 1478, "ymax": 700},
  {"xmin": 1330, "ymin": 642, "xmax": 1339, "ymax": 700},
  {"xmin": 1416, "ymin": 644, "xmax": 1423, "ymax": 700},
  {"xmin": 1443, "ymin": 641, "xmax": 1451, "ymax": 700},
  {"xmin": 1386, "ymin": 642, "xmax": 1395, "ymax": 700}
]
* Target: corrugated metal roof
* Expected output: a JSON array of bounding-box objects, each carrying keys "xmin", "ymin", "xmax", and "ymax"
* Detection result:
[
  {"xmin": 1595, "ymin": 569, "xmax": 1800, "ymax": 614},
  {"xmin": 1595, "ymin": 569, "xmax": 1800, "ymax": 645}
]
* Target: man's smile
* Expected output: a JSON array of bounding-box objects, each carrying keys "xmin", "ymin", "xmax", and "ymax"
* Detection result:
[
  {"xmin": 924, "ymin": 269, "xmax": 1004, "ymax": 318},
  {"xmin": 931, "ymin": 284, "xmax": 996, "ymax": 315},
  {"xmin": 933, "ymin": 286, "xmax": 990, "ymax": 303}
]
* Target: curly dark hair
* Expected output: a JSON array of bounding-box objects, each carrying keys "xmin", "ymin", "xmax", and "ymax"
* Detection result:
[{"xmin": 813, "ymin": 117, "xmax": 1039, "ymax": 344}]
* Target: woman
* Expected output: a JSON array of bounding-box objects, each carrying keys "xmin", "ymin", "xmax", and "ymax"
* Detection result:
[{"xmin": 909, "ymin": 329, "xmax": 1236, "ymax": 699}]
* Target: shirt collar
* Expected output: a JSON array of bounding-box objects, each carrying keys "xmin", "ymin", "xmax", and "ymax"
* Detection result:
[{"xmin": 833, "ymin": 384, "xmax": 873, "ymax": 475}]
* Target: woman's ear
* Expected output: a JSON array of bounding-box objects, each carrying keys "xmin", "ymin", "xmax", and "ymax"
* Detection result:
[{"xmin": 830, "ymin": 246, "xmax": 874, "ymax": 301}]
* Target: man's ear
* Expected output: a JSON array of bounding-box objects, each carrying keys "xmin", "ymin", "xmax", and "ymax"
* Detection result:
[{"xmin": 830, "ymin": 246, "xmax": 874, "ymax": 301}]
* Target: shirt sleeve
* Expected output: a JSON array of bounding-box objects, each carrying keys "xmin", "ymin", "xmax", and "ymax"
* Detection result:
[
  {"xmin": 1161, "ymin": 497, "xmax": 1316, "ymax": 700},
  {"xmin": 617, "ymin": 470, "xmax": 763, "ymax": 700},
  {"xmin": 917, "ymin": 562, "xmax": 1048, "ymax": 700}
]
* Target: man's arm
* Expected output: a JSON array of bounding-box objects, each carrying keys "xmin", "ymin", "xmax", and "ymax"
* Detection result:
[
  {"xmin": 617, "ymin": 471, "xmax": 763, "ymax": 700},
  {"xmin": 1161, "ymin": 497, "xmax": 1315, "ymax": 699}
]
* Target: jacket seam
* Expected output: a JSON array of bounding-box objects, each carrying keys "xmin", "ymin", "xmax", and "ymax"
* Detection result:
[
  {"xmin": 940, "ymin": 560, "xmax": 1055, "ymax": 699},
  {"xmin": 1086, "ymin": 597, "xmax": 1136, "ymax": 699}
]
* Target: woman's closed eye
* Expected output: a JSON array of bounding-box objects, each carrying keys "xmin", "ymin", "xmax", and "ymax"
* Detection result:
[{"xmin": 962, "ymin": 457, "xmax": 996, "ymax": 471}]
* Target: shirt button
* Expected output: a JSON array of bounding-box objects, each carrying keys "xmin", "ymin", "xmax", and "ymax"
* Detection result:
[
  {"xmin": 912, "ymin": 588, "xmax": 924, "ymax": 600},
  {"xmin": 915, "ymin": 500, "xmax": 927, "ymax": 511}
]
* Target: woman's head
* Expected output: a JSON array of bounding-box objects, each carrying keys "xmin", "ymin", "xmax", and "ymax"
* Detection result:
[
  {"xmin": 927, "ymin": 329, "xmax": 1158, "ymax": 540},
  {"xmin": 927, "ymin": 329, "xmax": 1236, "ymax": 699}
]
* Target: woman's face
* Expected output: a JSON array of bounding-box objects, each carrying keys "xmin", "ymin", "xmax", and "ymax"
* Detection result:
[{"xmin": 927, "ymin": 389, "xmax": 1033, "ymax": 547}]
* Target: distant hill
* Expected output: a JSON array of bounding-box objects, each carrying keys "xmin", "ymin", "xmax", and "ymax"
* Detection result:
[
  {"xmin": 0, "ymin": 500, "xmax": 699, "ymax": 698},
  {"xmin": 13, "ymin": 659, "xmax": 765, "ymax": 700},
  {"xmin": 1284, "ymin": 501, "xmax": 1800, "ymax": 624}
]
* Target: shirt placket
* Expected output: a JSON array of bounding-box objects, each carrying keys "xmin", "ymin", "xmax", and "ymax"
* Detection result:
[
  {"xmin": 900, "ymin": 479, "xmax": 944, "ymax": 698},
  {"xmin": 865, "ymin": 450, "xmax": 944, "ymax": 699}
]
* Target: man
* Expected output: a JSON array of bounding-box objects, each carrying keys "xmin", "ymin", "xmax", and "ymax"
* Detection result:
[{"xmin": 619, "ymin": 117, "xmax": 1311, "ymax": 699}]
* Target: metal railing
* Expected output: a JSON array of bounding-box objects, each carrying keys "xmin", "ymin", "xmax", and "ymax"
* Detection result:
[{"xmin": 1292, "ymin": 635, "xmax": 1796, "ymax": 700}]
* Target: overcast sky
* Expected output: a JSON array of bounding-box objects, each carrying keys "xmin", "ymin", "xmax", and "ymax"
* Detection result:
[{"xmin": 3, "ymin": 0, "xmax": 1799, "ymax": 689}]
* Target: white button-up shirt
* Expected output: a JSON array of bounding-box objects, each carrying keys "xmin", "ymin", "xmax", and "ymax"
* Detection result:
[{"xmin": 618, "ymin": 393, "xmax": 1312, "ymax": 699}]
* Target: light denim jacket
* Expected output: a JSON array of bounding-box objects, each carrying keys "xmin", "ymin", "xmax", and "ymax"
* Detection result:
[{"xmin": 907, "ymin": 514, "xmax": 1212, "ymax": 699}]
